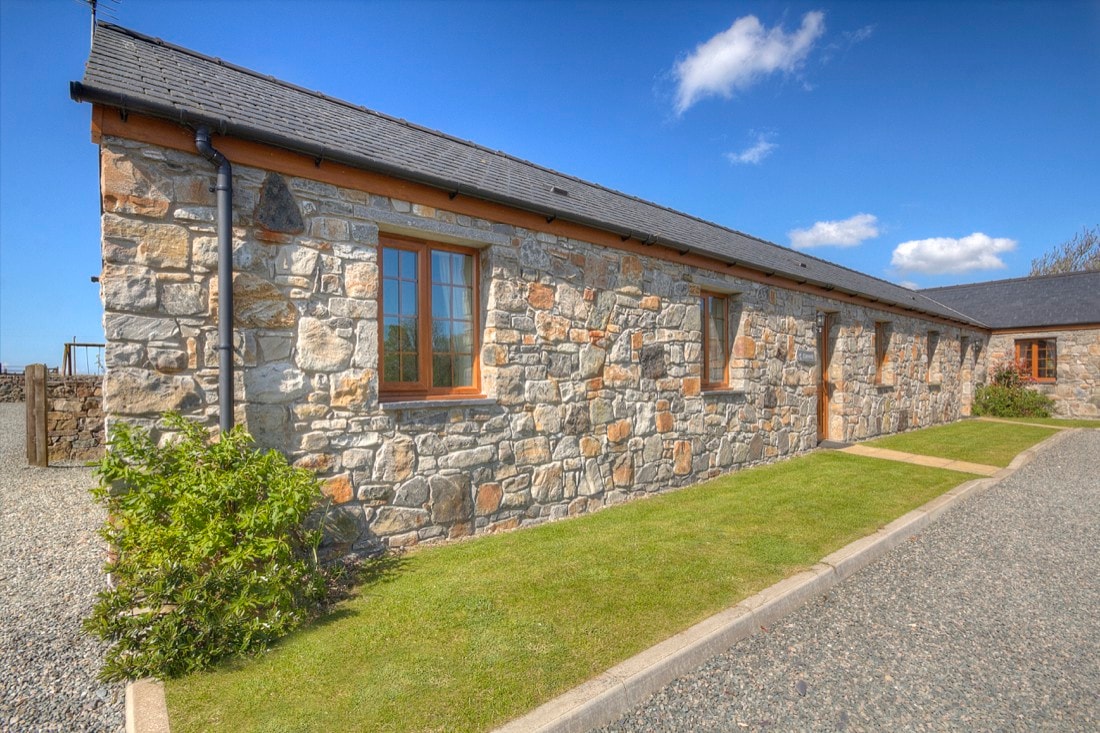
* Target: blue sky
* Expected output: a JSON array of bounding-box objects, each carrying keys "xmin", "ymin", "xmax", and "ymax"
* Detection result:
[{"xmin": 1, "ymin": 0, "xmax": 1098, "ymax": 371}]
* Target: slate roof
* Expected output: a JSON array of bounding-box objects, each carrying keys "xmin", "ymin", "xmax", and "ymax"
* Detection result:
[
  {"xmin": 72, "ymin": 23, "xmax": 983, "ymax": 326},
  {"xmin": 922, "ymin": 271, "xmax": 1100, "ymax": 329}
]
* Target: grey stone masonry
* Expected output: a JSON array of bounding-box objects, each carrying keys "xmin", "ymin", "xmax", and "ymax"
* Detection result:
[{"xmin": 97, "ymin": 136, "xmax": 989, "ymax": 555}]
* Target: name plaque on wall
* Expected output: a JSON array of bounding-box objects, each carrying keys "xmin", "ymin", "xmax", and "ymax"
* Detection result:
[{"xmin": 797, "ymin": 349, "xmax": 817, "ymax": 365}]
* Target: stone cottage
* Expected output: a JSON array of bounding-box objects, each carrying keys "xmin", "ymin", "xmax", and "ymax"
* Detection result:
[
  {"xmin": 72, "ymin": 23, "xmax": 992, "ymax": 554},
  {"xmin": 924, "ymin": 271, "xmax": 1100, "ymax": 418}
]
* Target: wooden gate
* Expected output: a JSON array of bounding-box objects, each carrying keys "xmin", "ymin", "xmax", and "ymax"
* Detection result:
[{"xmin": 25, "ymin": 364, "xmax": 48, "ymax": 467}]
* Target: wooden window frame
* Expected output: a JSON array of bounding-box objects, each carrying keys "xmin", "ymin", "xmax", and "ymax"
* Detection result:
[
  {"xmin": 701, "ymin": 292, "xmax": 729, "ymax": 390},
  {"xmin": 1015, "ymin": 338, "xmax": 1057, "ymax": 383},
  {"xmin": 926, "ymin": 330, "xmax": 941, "ymax": 385},
  {"xmin": 378, "ymin": 234, "xmax": 482, "ymax": 401},
  {"xmin": 874, "ymin": 321, "xmax": 889, "ymax": 385}
]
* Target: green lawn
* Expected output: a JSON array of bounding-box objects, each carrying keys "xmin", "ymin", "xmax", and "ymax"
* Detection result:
[
  {"xmin": 983, "ymin": 416, "xmax": 1100, "ymax": 429},
  {"xmin": 167, "ymin": 452, "xmax": 973, "ymax": 733},
  {"xmin": 865, "ymin": 420, "xmax": 1057, "ymax": 467}
]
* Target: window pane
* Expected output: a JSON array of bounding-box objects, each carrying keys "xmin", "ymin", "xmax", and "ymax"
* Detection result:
[
  {"xmin": 432, "ymin": 320, "xmax": 452, "ymax": 352},
  {"xmin": 432, "ymin": 355, "xmax": 453, "ymax": 387},
  {"xmin": 399, "ymin": 281, "xmax": 418, "ymax": 315},
  {"xmin": 453, "ymin": 287, "xmax": 473, "ymax": 320},
  {"xmin": 704, "ymin": 295, "xmax": 727, "ymax": 385},
  {"xmin": 400, "ymin": 354, "xmax": 418, "ymax": 382},
  {"xmin": 454, "ymin": 355, "xmax": 474, "ymax": 387},
  {"xmin": 382, "ymin": 247, "xmax": 398, "ymax": 278},
  {"xmin": 399, "ymin": 250, "xmax": 417, "ymax": 280},
  {"xmin": 1039, "ymin": 340, "xmax": 1056, "ymax": 379},
  {"xmin": 454, "ymin": 254, "xmax": 473, "ymax": 287},
  {"xmin": 432, "ymin": 284, "xmax": 451, "ymax": 319},
  {"xmin": 383, "ymin": 284, "xmax": 398, "ymax": 316},
  {"xmin": 383, "ymin": 353, "xmax": 400, "ymax": 382},
  {"xmin": 399, "ymin": 317, "xmax": 417, "ymax": 350},
  {"xmin": 431, "ymin": 251, "xmax": 451, "ymax": 284},
  {"xmin": 452, "ymin": 321, "xmax": 472, "ymax": 353},
  {"xmin": 383, "ymin": 317, "xmax": 400, "ymax": 350}
]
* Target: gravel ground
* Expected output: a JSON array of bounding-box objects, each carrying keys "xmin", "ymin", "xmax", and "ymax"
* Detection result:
[
  {"xmin": 0, "ymin": 402, "xmax": 125, "ymax": 732},
  {"xmin": 600, "ymin": 429, "xmax": 1100, "ymax": 733}
]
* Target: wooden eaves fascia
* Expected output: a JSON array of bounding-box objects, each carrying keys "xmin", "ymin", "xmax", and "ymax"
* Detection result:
[
  {"xmin": 990, "ymin": 323, "xmax": 1100, "ymax": 335},
  {"xmin": 91, "ymin": 106, "xmax": 984, "ymax": 332}
]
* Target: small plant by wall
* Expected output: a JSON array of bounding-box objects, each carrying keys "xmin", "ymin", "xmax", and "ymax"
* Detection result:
[
  {"xmin": 84, "ymin": 413, "xmax": 333, "ymax": 681},
  {"xmin": 972, "ymin": 361, "xmax": 1055, "ymax": 418}
]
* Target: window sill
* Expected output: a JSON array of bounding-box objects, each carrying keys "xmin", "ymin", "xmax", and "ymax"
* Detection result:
[
  {"xmin": 702, "ymin": 388, "xmax": 746, "ymax": 399},
  {"xmin": 380, "ymin": 396, "xmax": 496, "ymax": 411}
]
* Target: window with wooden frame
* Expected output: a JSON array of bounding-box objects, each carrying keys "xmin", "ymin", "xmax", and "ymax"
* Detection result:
[
  {"xmin": 926, "ymin": 330, "xmax": 941, "ymax": 384},
  {"xmin": 1015, "ymin": 338, "xmax": 1057, "ymax": 382},
  {"xmin": 379, "ymin": 235, "xmax": 480, "ymax": 399},
  {"xmin": 701, "ymin": 292, "xmax": 729, "ymax": 389},
  {"xmin": 874, "ymin": 321, "xmax": 890, "ymax": 385}
]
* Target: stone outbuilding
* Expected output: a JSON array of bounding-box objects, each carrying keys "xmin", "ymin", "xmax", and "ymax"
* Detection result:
[
  {"xmin": 71, "ymin": 23, "xmax": 1001, "ymax": 554},
  {"xmin": 924, "ymin": 271, "xmax": 1100, "ymax": 418}
]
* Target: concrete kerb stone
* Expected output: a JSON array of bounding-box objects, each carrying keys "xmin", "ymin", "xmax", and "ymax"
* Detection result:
[
  {"xmin": 126, "ymin": 678, "xmax": 170, "ymax": 733},
  {"xmin": 128, "ymin": 430, "xmax": 1076, "ymax": 733}
]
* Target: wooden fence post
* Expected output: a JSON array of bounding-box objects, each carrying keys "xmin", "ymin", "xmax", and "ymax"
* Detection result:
[{"xmin": 24, "ymin": 364, "xmax": 48, "ymax": 467}]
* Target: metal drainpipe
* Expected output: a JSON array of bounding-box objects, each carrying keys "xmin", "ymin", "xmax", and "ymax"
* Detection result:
[{"xmin": 194, "ymin": 126, "xmax": 234, "ymax": 433}]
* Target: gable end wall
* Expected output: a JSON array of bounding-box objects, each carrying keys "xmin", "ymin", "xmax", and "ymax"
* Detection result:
[{"xmin": 988, "ymin": 329, "xmax": 1100, "ymax": 418}]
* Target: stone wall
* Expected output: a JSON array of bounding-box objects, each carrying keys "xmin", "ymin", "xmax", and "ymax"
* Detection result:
[
  {"xmin": 0, "ymin": 374, "xmax": 24, "ymax": 403},
  {"xmin": 97, "ymin": 135, "xmax": 988, "ymax": 554},
  {"xmin": 46, "ymin": 376, "xmax": 105, "ymax": 463},
  {"xmin": 988, "ymin": 329, "xmax": 1100, "ymax": 418}
]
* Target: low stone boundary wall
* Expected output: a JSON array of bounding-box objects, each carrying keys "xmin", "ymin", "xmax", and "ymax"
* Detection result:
[
  {"xmin": 47, "ymin": 376, "xmax": 105, "ymax": 463},
  {"xmin": 0, "ymin": 374, "xmax": 24, "ymax": 403}
]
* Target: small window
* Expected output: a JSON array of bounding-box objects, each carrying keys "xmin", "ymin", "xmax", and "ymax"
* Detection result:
[
  {"xmin": 927, "ymin": 330, "xmax": 942, "ymax": 384},
  {"xmin": 701, "ymin": 292, "xmax": 728, "ymax": 389},
  {"xmin": 1015, "ymin": 338, "xmax": 1056, "ymax": 382},
  {"xmin": 874, "ymin": 321, "xmax": 890, "ymax": 385},
  {"xmin": 379, "ymin": 235, "xmax": 480, "ymax": 399}
]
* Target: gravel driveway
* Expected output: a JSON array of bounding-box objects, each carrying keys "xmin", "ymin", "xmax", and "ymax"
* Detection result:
[
  {"xmin": 0, "ymin": 402, "xmax": 124, "ymax": 732},
  {"xmin": 600, "ymin": 429, "xmax": 1100, "ymax": 732}
]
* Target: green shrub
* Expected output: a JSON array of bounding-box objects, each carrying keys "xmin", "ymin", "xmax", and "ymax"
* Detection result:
[
  {"xmin": 85, "ymin": 413, "xmax": 331, "ymax": 681},
  {"xmin": 973, "ymin": 361, "xmax": 1055, "ymax": 418}
]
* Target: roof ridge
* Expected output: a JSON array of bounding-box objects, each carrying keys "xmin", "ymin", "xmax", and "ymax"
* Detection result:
[{"xmin": 921, "ymin": 269, "xmax": 1100, "ymax": 292}]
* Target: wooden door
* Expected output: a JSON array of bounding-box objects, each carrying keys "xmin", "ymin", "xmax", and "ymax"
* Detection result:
[{"xmin": 816, "ymin": 313, "xmax": 832, "ymax": 444}]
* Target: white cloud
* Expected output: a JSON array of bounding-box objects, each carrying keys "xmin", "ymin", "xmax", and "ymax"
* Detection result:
[
  {"xmin": 674, "ymin": 11, "xmax": 826, "ymax": 114},
  {"xmin": 898, "ymin": 280, "xmax": 920, "ymax": 291},
  {"xmin": 726, "ymin": 133, "xmax": 777, "ymax": 165},
  {"xmin": 844, "ymin": 25, "xmax": 875, "ymax": 44},
  {"xmin": 890, "ymin": 233, "xmax": 1017, "ymax": 274},
  {"xmin": 789, "ymin": 213, "xmax": 879, "ymax": 249}
]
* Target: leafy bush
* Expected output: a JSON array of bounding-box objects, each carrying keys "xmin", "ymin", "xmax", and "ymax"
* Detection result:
[
  {"xmin": 85, "ymin": 413, "xmax": 331, "ymax": 681},
  {"xmin": 973, "ymin": 361, "xmax": 1055, "ymax": 418}
]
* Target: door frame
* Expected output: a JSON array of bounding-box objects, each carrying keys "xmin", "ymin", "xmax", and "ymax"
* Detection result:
[{"xmin": 816, "ymin": 312, "xmax": 834, "ymax": 444}]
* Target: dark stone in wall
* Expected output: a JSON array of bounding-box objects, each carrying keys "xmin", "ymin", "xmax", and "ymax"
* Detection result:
[
  {"xmin": 562, "ymin": 403, "xmax": 591, "ymax": 435},
  {"xmin": 430, "ymin": 474, "xmax": 472, "ymax": 524},
  {"xmin": 640, "ymin": 344, "xmax": 667, "ymax": 379},
  {"xmin": 547, "ymin": 353, "xmax": 574, "ymax": 379},
  {"xmin": 254, "ymin": 173, "xmax": 304, "ymax": 234}
]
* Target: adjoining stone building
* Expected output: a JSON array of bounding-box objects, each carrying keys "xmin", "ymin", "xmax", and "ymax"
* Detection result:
[
  {"xmin": 924, "ymin": 271, "xmax": 1100, "ymax": 418},
  {"xmin": 72, "ymin": 24, "xmax": 995, "ymax": 554}
]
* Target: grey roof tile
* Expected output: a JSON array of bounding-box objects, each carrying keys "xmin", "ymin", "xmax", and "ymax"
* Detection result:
[
  {"xmin": 922, "ymin": 271, "xmax": 1100, "ymax": 329},
  {"xmin": 74, "ymin": 23, "xmax": 986, "ymax": 326}
]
